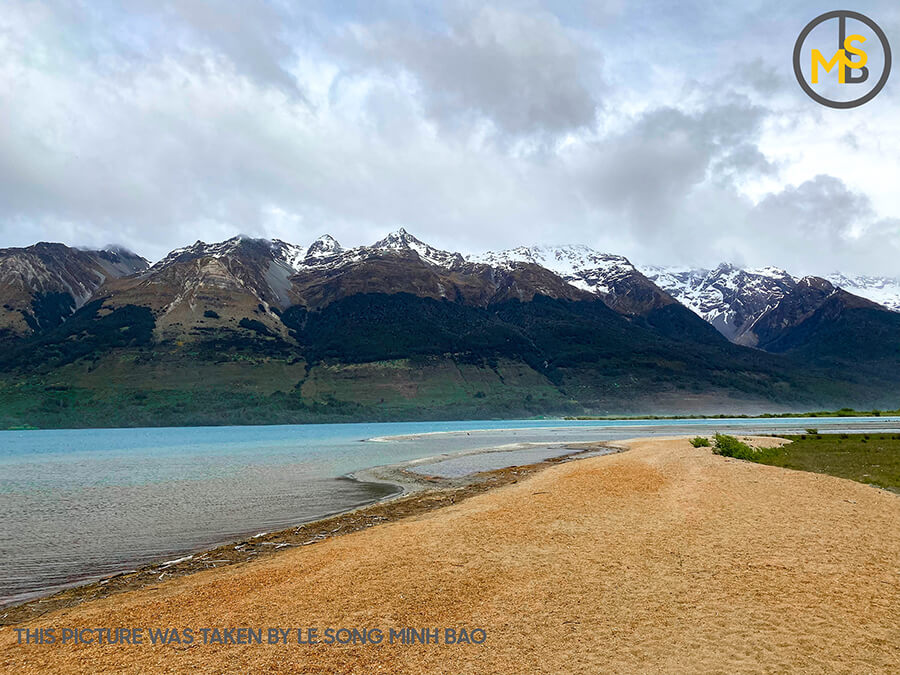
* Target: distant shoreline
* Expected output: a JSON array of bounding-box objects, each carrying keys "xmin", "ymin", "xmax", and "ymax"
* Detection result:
[
  {"xmin": 566, "ymin": 407, "xmax": 900, "ymax": 421},
  {"xmin": 5, "ymin": 407, "xmax": 900, "ymax": 432}
]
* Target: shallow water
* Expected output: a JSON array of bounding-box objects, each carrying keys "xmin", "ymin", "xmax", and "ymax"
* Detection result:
[
  {"xmin": 409, "ymin": 444, "xmax": 606, "ymax": 477},
  {"xmin": 3, "ymin": 416, "xmax": 900, "ymax": 605}
]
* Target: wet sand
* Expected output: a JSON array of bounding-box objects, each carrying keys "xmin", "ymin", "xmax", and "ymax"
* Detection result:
[{"xmin": 2, "ymin": 435, "xmax": 899, "ymax": 674}]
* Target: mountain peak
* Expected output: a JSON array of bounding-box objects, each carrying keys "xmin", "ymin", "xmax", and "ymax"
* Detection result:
[
  {"xmin": 372, "ymin": 228, "xmax": 424, "ymax": 251},
  {"xmin": 371, "ymin": 229, "xmax": 462, "ymax": 268},
  {"xmin": 101, "ymin": 244, "xmax": 139, "ymax": 256},
  {"xmin": 151, "ymin": 236, "xmax": 277, "ymax": 271},
  {"xmin": 305, "ymin": 234, "xmax": 343, "ymax": 260}
]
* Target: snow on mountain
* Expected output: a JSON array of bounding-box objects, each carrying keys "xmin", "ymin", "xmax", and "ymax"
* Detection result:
[
  {"xmin": 470, "ymin": 244, "xmax": 679, "ymax": 316},
  {"xmin": 151, "ymin": 236, "xmax": 248, "ymax": 268},
  {"xmin": 289, "ymin": 229, "xmax": 464, "ymax": 273},
  {"xmin": 825, "ymin": 273, "xmax": 900, "ymax": 312},
  {"xmin": 637, "ymin": 266, "xmax": 709, "ymax": 314},
  {"xmin": 302, "ymin": 235, "xmax": 343, "ymax": 262},
  {"xmin": 639, "ymin": 263, "xmax": 799, "ymax": 343},
  {"xmin": 8, "ymin": 230, "xmax": 897, "ymax": 346},
  {"xmin": 371, "ymin": 228, "xmax": 464, "ymax": 268},
  {"xmin": 640, "ymin": 263, "xmax": 900, "ymax": 342},
  {"xmin": 270, "ymin": 239, "xmax": 308, "ymax": 270},
  {"xmin": 470, "ymin": 245, "xmax": 637, "ymax": 294}
]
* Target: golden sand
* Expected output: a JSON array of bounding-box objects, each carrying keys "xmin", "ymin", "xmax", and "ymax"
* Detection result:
[{"xmin": 2, "ymin": 436, "xmax": 899, "ymax": 674}]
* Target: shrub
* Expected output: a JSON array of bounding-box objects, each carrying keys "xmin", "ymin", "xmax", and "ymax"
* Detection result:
[
  {"xmin": 238, "ymin": 317, "xmax": 273, "ymax": 337},
  {"xmin": 690, "ymin": 436, "xmax": 711, "ymax": 447},
  {"xmin": 203, "ymin": 310, "xmax": 220, "ymax": 319},
  {"xmin": 713, "ymin": 433, "xmax": 760, "ymax": 460},
  {"xmin": 805, "ymin": 428, "xmax": 818, "ymax": 435}
]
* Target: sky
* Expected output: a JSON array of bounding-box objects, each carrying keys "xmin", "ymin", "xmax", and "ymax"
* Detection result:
[{"xmin": 1, "ymin": 0, "xmax": 900, "ymax": 276}]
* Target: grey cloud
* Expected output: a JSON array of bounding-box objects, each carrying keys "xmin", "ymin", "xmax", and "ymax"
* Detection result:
[
  {"xmin": 743, "ymin": 176, "xmax": 900, "ymax": 276},
  {"xmin": 0, "ymin": 0, "xmax": 898, "ymax": 279},
  {"xmin": 342, "ymin": 5, "xmax": 601, "ymax": 139},
  {"xmin": 15, "ymin": 0, "xmax": 306, "ymax": 97},
  {"xmin": 710, "ymin": 143, "xmax": 777, "ymax": 180},
  {"xmin": 732, "ymin": 60, "xmax": 787, "ymax": 96},
  {"xmin": 750, "ymin": 175, "xmax": 871, "ymax": 242},
  {"xmin": 575, "ymin": 102, "xmax": 769, "ymax": 229},
  {"xmin": 150, "ymin": 0, "xmax": 307, "ymax": 97}
]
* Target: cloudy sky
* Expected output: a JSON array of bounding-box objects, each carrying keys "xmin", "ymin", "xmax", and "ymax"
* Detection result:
[{"xmin": 2, "ymin": 0, "xmax": 900, "ymax": 275}]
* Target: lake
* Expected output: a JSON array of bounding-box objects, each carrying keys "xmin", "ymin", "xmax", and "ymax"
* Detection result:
[{"xmin": 3, "ymin": 416, "xmax": 900, "ymax": 606}]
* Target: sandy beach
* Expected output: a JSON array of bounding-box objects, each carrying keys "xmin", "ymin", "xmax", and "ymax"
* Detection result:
[{"xmin": 2, "ymin": 435, "xmax": 899, "ymax": 674}]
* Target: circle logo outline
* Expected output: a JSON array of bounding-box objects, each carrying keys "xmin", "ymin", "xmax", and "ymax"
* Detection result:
[{"xmin": 793, "ymin": 10, "xmax": 891, "ymax": 109}]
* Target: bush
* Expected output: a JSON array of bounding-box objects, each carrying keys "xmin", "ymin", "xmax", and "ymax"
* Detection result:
[
  {"xmin": 690, "ymin": 436, "xmax": 711, "ymax": 447},
  {"xmin": 805, "ymin": 428, "xmax": 818, "ymax": 435},
  {"xmin": 713, "ymin": 433, "xmax": 760, "ymax": 460},
  {"xmin": 238, "ymin": 317, "xmax": 274, "ymax": 337}
]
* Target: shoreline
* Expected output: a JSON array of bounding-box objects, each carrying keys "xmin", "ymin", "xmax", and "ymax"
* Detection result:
[
  {"xmin": 6, "ymin": 410, "xmax": 900, "ymax": 434},
  {"xmin": 5, "ymin": 434, "xmax": 899, "ymax": 673},
  {"xmin": 365, "ymin": 415, "xmax": 900, "ymax": 443},
  {"xmin": 6, "ymin": 418, "xmax": 900, "ymax": 616},
  {"xmin": 0, "ymin": 441, "xmax": 620, "ymax": 626}
]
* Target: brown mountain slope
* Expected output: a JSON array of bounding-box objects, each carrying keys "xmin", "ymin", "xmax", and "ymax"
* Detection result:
[{"xmin": 0, "ymin": 243, "xmax": 148, "ymax": 337}]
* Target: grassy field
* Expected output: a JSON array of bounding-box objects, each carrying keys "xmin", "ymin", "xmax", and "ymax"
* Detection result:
[
  {"xmin": 721, "ymin": 433, "xmax": 900, "ymax": 493},
  {"xmin": 567, "ymin": 407, "xmax": 900, "ymax": 421}
]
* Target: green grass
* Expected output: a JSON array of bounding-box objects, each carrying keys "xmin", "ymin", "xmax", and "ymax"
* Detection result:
[
  {"xmin": 751, "ymin": 434, "xmax": 900, "ymax": 493},
  {"xmin": 708, "ymin": 432, "xmax": 900, "ymax": 493},
  {"xmin": 566, "ymin": 407, "xmax": 900, "ymax": 421},
  {"xmin": 712, "ymin": 433, "xmax": 781, "ymax": 461}
]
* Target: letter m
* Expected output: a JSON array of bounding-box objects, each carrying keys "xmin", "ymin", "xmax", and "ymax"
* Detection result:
[{"xmin": 811, "ymin": 49, "xmax": 846, "ymax": 83}]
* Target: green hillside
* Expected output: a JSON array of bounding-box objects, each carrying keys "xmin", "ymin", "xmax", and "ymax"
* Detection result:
[{"xmin": 2, "ymin": 292, "xmax": 898, "ymax": 428}]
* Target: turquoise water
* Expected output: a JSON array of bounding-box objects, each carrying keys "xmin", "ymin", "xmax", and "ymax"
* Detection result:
[{"xmin": 3, "ymin": 416, "xmax": 900, "ymax": 606}]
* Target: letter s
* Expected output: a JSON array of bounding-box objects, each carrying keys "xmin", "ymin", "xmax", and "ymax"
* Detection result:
[{"xmin": 844, "ymin": 34, "xmax": 868, "ymax": 68}]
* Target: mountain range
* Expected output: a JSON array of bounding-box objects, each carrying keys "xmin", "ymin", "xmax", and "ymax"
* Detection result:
[{"xmin": 1, "ymin": 230, "xmax": 898, "ymax": 428}]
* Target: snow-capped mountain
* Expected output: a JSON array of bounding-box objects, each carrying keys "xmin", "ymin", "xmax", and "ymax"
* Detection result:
[
  {"xmin": 301, "ymin": 234, "xmax": 343, "ymax": 262},
  {"xmin": 640, "ymin": 264, "xmax": 799, "ymax": 344},
  {"xmin": 6, "ymin": 231, "xmax": 900, "ymax": 427},
  {"xmin": 3, "ymin": 232, "xmax": 896, "ymax": 354},
  {"xmin": 288, "ymin": 229, "xmax": 464, "ymax": 273},
  {"xmin": 287, "ymin": 230, "xmax": 589, "ymax": 311},
  {"xmin": 471, "ymin": 245, "xmax": 676, "ymax": 316},
  {"xmin": 825, "ymin": 273, "xmax": 900, "ymax": 312},
  {"xmin": 471, "ymin": 245, "xmax": 632, "ymax": 293},
  {"xmin": 370, "ymin": 228, "xmax": 465, "ymax": 269},
  {"xmin": 640, "ymin": 262, "xmax": 899, "ymax": 348}
]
